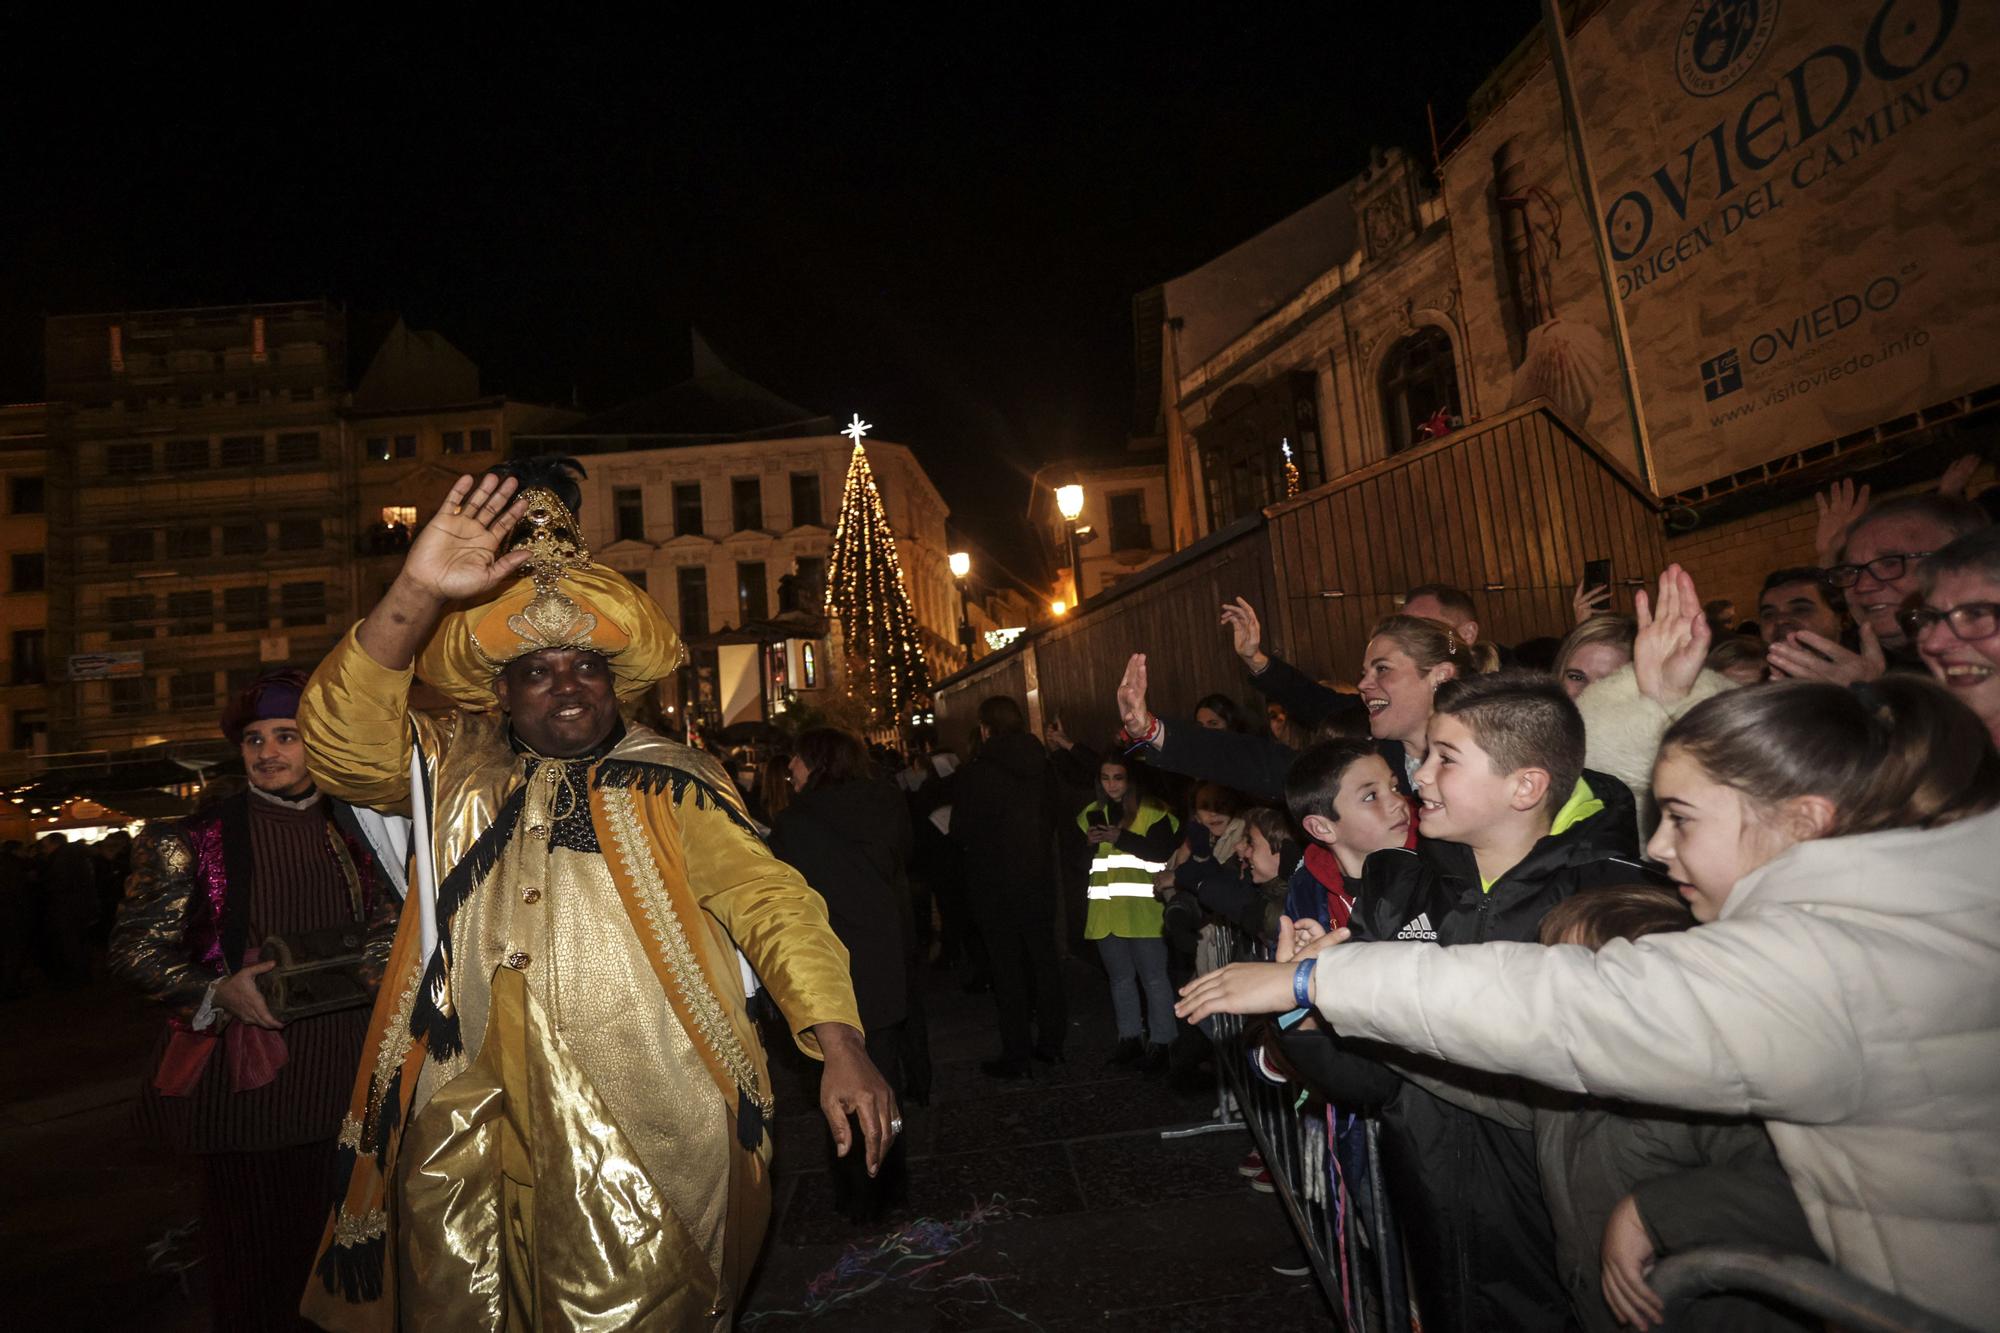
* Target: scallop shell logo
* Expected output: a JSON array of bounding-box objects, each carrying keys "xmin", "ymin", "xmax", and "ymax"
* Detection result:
[{"xmin": 1675, "ymin": 0, "xmax": 1781, "ymax": 97}]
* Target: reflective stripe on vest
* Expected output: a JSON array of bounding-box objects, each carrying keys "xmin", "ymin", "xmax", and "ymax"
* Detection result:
[{"xmin": 1087, "ymin": 847, "xmax": 1167, "ymax": 899}]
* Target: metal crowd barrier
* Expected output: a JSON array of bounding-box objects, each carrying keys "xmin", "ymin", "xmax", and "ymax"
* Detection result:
[
  {"xmin": 1191, "ymin": 923, "xmax": 1405, "ymax": 1333},
  {"xmin": 1190, "ymin": 926, "xmax": 1965, "ymax": 1333}
]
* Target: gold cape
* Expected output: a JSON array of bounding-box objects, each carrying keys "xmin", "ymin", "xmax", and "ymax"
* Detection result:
[{"xmin": 296, "ymin": 626, "xmax": 861, "ymax": 1330}]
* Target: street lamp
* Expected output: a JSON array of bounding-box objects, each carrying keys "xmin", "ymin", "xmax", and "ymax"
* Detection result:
[
  {"xmin": 949, "ymin": 550, "xmax": 973, "ymax": 656},
  {"xmin": 1054, "ymin": 483, "xmax": 1085, "ymax": 609}
]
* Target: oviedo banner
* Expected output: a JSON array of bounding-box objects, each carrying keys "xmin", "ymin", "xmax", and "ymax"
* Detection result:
[{"xmin": 1571, "ymin": 0, "xmax": 2000, "ymax": 495}]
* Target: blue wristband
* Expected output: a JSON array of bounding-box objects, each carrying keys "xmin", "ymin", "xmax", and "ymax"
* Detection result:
[{"xmin": 1292, "ymin": 958, "xmax": 1317, "ymax": 1009}]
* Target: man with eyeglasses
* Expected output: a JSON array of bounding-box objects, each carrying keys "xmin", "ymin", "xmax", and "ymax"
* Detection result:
[{"xmin": 1768, "ymin": 493, "xmax": 1987, "ymax": 683}]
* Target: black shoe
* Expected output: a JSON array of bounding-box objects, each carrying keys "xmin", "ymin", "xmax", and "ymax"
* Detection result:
[
  {"xmin": 1105, "ymin": 1037, "xmax": 1143, "ymax": 1066},
  {"xmin": 1137, "ymin": 1043, "xmax": 1170, "ymax": 1074},
  {"xmin": 1032, "ymin": 1045, "xmax": 1066, "ymax": 1065},
  {"xmin": 981, "ymin": 1057, "xmax": 1030, "ymax": 1079}
]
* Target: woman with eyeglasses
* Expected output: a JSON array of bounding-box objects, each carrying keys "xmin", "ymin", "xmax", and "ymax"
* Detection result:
[{"xmin": 1912, "ymin": 526, "xmax": 2000, "ymax": 748}]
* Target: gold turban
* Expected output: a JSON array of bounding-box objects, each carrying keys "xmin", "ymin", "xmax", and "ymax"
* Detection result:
[{"xmin": 417, "ymin": 484, "xmax": 686, "ymax": 710}]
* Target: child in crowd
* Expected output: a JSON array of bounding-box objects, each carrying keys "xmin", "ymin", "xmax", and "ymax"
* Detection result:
[
  {"xmin": 1288, "ymin": 672, "xmax": 1655, "ymax": 1333},
  {"xmin": 1280, "ymin": 738, "xmax": 1417, "ymax": 931},
  {"xmin": 1157, "ymin": 782, "xmax": 1246, "ymax": 930},
  {"xmin": 1237, "ymin": 807, "xmax": 1302, "ymax": 943},
  {"xmin": 1181, "ymin": 675, "xmax": 2000, "ymax": 1332},
  {"xmin": 1354, "ymin": 670, "xmax": 1652, "ymax": 946},
  {"xmin": 1077, "ymin": 756, "xmax": 1180, "ymax": 1069}
]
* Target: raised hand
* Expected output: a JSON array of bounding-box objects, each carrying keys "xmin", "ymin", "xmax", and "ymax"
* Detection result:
[
  {"xmin": 1220, "ymin": 597, "xmax": 1270, "ymax": 672},
  {"xmin": 1767, "ymin": 621, "xmax": 1885, "ymax": 685},
  {"xmin": 1117, "ymin": 653, "xmax": 1155, "ymax": 740},
  {"xmin": 1632, "ymin": 565, "xmax": 1711, "ymax": 706},
  {"xmin": 1571, "ymin": 580, "xmax": 1613, "ymax": 625},
  {"xmin": 1813, "ymin": 477, "xmax": 1870, "ymax": 567},
  {"xmin": 1044, "ymin": 717, "xmax": 1073, "ymax": 752},
  {"xmin": 1938, "ymin": 452, "xmax": 1981, "ymax": 498},
  {"xmin": 401, "ymin": 474, "xmax": 534, "ymax": 602}
]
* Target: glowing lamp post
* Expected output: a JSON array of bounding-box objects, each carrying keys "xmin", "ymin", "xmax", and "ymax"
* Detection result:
[
  {"xmin": 1054, "ymin": 483, "xmax": 1086, "ymax": 610},
  {"xmin": 948, "ymin": 550, "xmax": 973, "ymax": 656}
]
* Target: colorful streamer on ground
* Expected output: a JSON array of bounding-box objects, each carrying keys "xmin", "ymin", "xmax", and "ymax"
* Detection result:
[{"xmin": 741, "ymin": 1194, "xmax": 1040, "ymax": 1327}]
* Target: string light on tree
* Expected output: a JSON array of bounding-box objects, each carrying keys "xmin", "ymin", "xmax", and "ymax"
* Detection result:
[
  {"xmin": 826, "ymin": 412, "xmax": 932, "ymax": 724},
  {"xmin": 1280, "ymin": 437, "xmax": 1301, "ymax": 499}
]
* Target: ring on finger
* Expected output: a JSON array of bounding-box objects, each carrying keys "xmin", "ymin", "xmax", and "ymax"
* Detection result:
[{"xmin": 890, "ymin": 1117, "xmax": 904, "ymax": 1134}]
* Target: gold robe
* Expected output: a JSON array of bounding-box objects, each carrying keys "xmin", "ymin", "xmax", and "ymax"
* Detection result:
[{"xmin": 297, "ymin": 626, "xmax": 861, "ymax": 1330}]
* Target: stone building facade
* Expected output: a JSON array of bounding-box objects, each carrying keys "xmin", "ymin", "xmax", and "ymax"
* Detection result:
[
  {"xmin": 1140, "ymin": 13, "xmax": 1995, "ymax": 626},
  {"xmin": 0, "ymin": 403, "xmax": 49, "ymax": 764},
  {"xmin": 43, "ymin": 302, "xmax": 356, "ymax": 754},
  {"xmin": 1032, "ymin": 448, "xmax": 1174, "ymax": 607},
  {"xmin": 1148, "ymin": 148, "xmax": 1473, "ymax": 550}
]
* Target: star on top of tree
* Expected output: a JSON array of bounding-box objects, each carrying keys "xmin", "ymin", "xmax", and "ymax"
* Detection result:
[{"xmin": 842, "ymin": 412, "xmax": 872, "ymax": 446}]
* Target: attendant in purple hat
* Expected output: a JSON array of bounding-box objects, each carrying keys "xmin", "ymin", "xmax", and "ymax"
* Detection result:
[{"xmin": 109, "ymin": 670, "xmax": 400, "ymax": 1331}]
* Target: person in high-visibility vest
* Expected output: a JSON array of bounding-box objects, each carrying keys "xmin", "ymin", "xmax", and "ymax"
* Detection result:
[{"xmin": 1078, "ymin": 755, "xmax": 1181, "ymax": 1071}]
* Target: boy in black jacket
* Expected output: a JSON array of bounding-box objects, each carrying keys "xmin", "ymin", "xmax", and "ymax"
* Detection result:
[{"xmin": 1293, "ymin": 672, "xmax": 1666, "ymax": 1333}]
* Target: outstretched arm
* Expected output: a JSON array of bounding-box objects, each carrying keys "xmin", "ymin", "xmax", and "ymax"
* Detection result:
[
  {"xmin": 679, "ymin": 785, "xmax": 897, "ymax": 1174},
  {"xmin": 1185, "ymin": 924, "xmax": 1863, "ymax": 1122}
]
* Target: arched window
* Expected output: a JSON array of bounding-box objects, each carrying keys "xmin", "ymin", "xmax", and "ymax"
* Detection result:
[
  {"xmin": 1195, "ymin": 371, "xmax": 1326, "ymax": 530},
  {"xmin": 1379, "ymin": 326, "xmax": 1461, "ymax": 454}
]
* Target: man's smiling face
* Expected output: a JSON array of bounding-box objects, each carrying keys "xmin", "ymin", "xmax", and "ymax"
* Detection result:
[{"xmin": 495, "ymin": 648, "xmax": 620, "ymax": 757}]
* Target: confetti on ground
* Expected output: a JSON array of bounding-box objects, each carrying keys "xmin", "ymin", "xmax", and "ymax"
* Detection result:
[{"xmin": 743, "ymin": 1195, "xmax": 1041, "ymax": 1327}]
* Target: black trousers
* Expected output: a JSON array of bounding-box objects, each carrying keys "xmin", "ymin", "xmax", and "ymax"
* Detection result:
[
  {"xmin": 970, "ymin": 891, "xmax": 1066, "ymax": 1061},
  {"xmin": 198, "ymin": 1140, "xmax": 333, "ymax": 1331}
]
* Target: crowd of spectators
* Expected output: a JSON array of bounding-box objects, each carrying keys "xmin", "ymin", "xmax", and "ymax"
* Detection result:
[
  {"xmin": 707, "ymin": 453, "xmax": 2000, "ymax": 1328},
  {"xmin": 1136, "ymin": 456, "xmax": 2000, "ymax": 1331},
  {"xmin": 0, "ymin": 830, "xmax": 134, "ymax": 998}
]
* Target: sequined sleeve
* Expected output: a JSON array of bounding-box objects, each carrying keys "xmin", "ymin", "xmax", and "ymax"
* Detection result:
[
  {"xmin": 676, "ymin": 785, "xmax": 862, "ymax": 1057},
  {"xmin": 300, "ymin": 622, "xmax": 451, "ymax": 813},
  {"xmin": 108, "ymin": 826, "xmax": 209, "ymax": 1016}
]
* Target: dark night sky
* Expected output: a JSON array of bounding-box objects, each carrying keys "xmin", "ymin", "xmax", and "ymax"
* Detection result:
[{"xmin": 4, "ymin": 9, "xmax": 1538, "ymax": 558}]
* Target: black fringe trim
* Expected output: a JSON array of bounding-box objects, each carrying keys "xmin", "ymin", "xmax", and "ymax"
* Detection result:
[
  {"xmin": 436, "ymin": 783, "xmax": 529, "ymax": 926},
  {"xmin": 409, "ymin": 946, "xmax": 462, "ymax": 1061},
  {"xmin": 407, "ymin": 784, "xmax": 528, "ymax": 1061},
  {"xmin": 316, "ymin": 1232, "xmax": 386, "ymax": 1303},
  {"xmin": 328, "ymin": 1141, "xmax": 358, "ymax": 1201},
  {"xmin": 737, "ymin": 1091, "xmax": 767, "ymax": 1152},
  {"xmin": 594, "ymin": 759, "xmax": 761, "ymax": 837}
]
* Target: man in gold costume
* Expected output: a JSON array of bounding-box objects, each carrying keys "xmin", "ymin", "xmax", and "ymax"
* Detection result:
[{"xmin": 299, "ymin": 466, "xmax": 896, "ymax": 1330}]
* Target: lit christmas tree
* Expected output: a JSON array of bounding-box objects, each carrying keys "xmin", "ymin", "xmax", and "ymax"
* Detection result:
[{"xmin": 825, "ymin": 413, "xmax": 932, "ymax": 724}]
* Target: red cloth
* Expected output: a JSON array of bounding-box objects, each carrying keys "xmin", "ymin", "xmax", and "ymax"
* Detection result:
[
  {"xmin": 1306, "ymin": 807, "xmax": 1421, "ymax": 930},
  {"xmin": 1304, "ymin": 845, "xmax": 1354, "ymax": 929},
  {"xmin": 151, "ymin": 946, "xmax": 288, "ymax": 1097}
]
